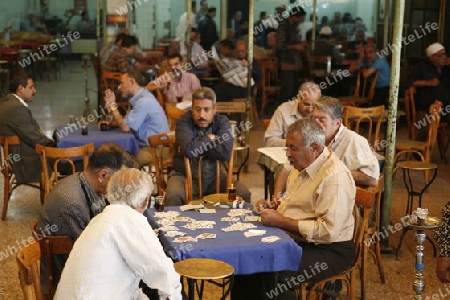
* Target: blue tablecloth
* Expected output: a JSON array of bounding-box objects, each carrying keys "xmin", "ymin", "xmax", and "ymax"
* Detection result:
[
  {"xmin": 145, "ymin": 206, "xmax": 302, "ymax": 275},
  {"xmin": 55, "ymin": 124, "xmax": 140, "ymax": 155}
]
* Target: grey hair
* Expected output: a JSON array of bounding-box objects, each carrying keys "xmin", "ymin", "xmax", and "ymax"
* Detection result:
[
  {"xmin": 287, "ymin": 119, "xmax": 325, "ymax": 148},
  {"xmin": 314, "ymin": 96, "xmax": 343, "ymax": 120},
  {"xmin": 107, "ymin": 169, "xmax": 153, "ymax": 209},
  {"xmin": 192, "ymin": 87, "xmax": 216, "ymax": 104}
]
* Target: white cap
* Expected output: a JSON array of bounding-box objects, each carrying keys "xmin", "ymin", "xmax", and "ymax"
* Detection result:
[
  {"xmin": 319, "ymin": 26, "xmax": 332, "ymax": 36},
  {"xmin": 426, "ymin": 43, "xmax": 445, "ymax": 57},
  {"xmin": 276, "ymin": 3, "xmax": 286, "ymax": 9}
]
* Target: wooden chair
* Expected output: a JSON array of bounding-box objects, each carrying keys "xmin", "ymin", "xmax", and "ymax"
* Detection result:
[
  {"xmin": 343, "ymin": 105, "xmax": 385, "ymax": 149},
  {"xmin": 101, "ymin": 70, "xmax": 129, "ymax": 112},
  {"xmin": 16, "ymin": 241, "xmax": 45, "ymax": 300},
  {"xmin": 394, "ymin": 100, "xmax": 442, "ymax": 183},
  {"xmin": 260, "ymin": 58, "xmax": 280, "ymax": 115},
  {"xmin": 31, "ymin": 220, "xmax": 73, "ymax": 299},
  {"xmin": 184, "ymin": 143, "xmax": 235, "ymax": 203},
  {"xmin": 404, "ymin": 86, "xmax": 417, "ymax": 140},
  {"xmin": 361, "ymin": 175, "xmax": 386, "ymax": 299},
  {"xmin": 1, "ymin": 135, "xmax": 42, "ymax": 220},
  {"xmin": 146, "ymin": 82, "xmax": 166, "ymax": 109},
  {"xmin": 166, "ymin": 106, "xmax": 186, "ymax": 131},
  {"xmin": 35, "ymin": 143, "xmax": 94, "ymax": 200},
  {"xmin": 339, "ymin": 69, "xmax": 379, "ymax": 107},
  {"xmin": 309, "ymin": 55, "xmax": 331, "ymax": 79},
  {"xmin": 297, "ymin": 187, "xmax": 375, "ymax": 300},
  {"xmin": 148, "ymin": 131, "xmax": 176, "ymax": 195},
  {"xmin": 143, "ymin": 50, "xmax": 164, "ymax": 65},
  {"xmin": 263, "ymin": 119, "xmax": 271, "ymax": 130}
]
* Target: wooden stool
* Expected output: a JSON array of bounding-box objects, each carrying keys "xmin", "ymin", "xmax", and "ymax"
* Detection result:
[{"xmin": 174, "ymin": 258, "xmax": 234, "ymax": 300}]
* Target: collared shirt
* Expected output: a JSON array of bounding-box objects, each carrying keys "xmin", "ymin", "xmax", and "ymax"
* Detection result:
[
  {"xmin": 405, "ymin": 60, "xmax": 450, "ymax": 111},
  {"xmin": 264, "ymin": 99, "xmax": 303, "ymax": 147},
  {"xmin": 125, "ymin": 88, "xmax": 169, "ymax": 146},
  {"xmin": 284, "ymin": 125, "xmax": 380, "ymax": 181},
  {"xmin": 176, "ymin": 12, "xmax": 197, "ymax": 42},
  {"xmin": 277, "ymin": 147, "xmax": 356, "ymax": 244},
  {"xmin": 360, "ymin": 56, "xmax": 391, "ymax": 88},
  {"xmin": 163, "ymin": 72, "xmax": 201, "ymax": 102},
  {"xmin": 55, "ymin": 204, "xmax": 182, "ymax": 300},
  {"xmin": 434, "ymin": 201, "xmax": 450, "ymax": 257},
  {"xmin": 13, "ymin": 93, "xmax": 28, "ymax": 107},
  {"xmin": 103, "ymin": 48, "xmax": 135, "ymax": 73}
]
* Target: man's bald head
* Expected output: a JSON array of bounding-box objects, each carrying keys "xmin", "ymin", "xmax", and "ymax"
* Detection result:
[{"xmin": 297, "ymin": 82, "xmax": 321, "ymax": 118}]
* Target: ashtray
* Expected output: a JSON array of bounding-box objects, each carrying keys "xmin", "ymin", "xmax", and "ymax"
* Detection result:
[{"xmin": 408, "ymin": 216, "xmax": 442, "ymax": 230}]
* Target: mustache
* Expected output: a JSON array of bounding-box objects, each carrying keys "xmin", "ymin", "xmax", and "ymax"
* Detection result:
[{"xmin": 197, "ymin": 118, "xmax": 207, "ymax": 122}]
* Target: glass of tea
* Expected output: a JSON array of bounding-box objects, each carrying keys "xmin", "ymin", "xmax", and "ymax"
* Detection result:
[{"xmin": 154, "ymin": 196, "xmax": 165, "ymax": 212}]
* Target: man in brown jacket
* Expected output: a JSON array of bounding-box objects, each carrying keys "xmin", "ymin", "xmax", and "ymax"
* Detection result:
[{"xmin": 0, "ymin": 72, "xmax": 55, "ymax": 183}]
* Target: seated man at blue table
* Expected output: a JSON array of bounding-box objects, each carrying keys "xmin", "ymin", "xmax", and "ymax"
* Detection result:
[
  {"xmin": 36, "ymin": 142, "xmax": 135, "ymax": 289},
  {"xmin": 0, "ymin": 71, "xmax": 55, "ymax": 184},
  {"xmin": 166, "ymin": 87, "xmax": 251, "ymax": 206},
  {"xmin": 101, "ymin": 69, "xmax": 169, "ymax": 167},
  {"xmin": 273, "ymin": 96, "xmax": 379, "ymax": 199},
  {"xmin": 55, "ymin": 168, "xmax": 182, "ymax": 300},
  {"xmin": 349, "ymin": 44, "xmax": 391, "ymax": 107},
  {"xmin": 265, "ymin": 81, "xmax": 321, "ymax": 147},
  {"xmin": 256, "ymin": 119, "xmax": 356, "ymax": 298}
]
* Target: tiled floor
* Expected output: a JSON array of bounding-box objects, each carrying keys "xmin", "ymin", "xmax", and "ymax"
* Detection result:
[{"xmin": 1, "ymin": 59, "xmax": 450, "ymax": 299}]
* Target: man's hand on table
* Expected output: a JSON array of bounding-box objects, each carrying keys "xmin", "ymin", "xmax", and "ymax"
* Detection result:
[
  {"xmin": 260, "ymin": 209, "xmax": 285, "ymax": 227},
  {"xmin": 254, "ymin": 198, "xmax": 280, "ymax": 214}
]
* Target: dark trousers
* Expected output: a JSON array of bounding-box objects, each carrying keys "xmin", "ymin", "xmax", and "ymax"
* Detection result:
[
  {"xmin": 213, "ymin": 83, "xmax": 247, "ymax": 102},
  {"xmin": 273, "ymin": 241, "xmax": 355, "ymax": 300},
  {"xmin": 372, "ymin": 86, "xmax": 390, "ymax": 107},
  {"xmin": 279, "ymin": 70, "xmax": 300, "ymax": 102}
]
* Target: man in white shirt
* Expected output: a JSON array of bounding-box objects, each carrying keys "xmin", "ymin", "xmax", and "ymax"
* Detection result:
[
  {"xmin": 273, "ymin": 96, "xmax": 379, "ymax": 199},
  {"xmin": 55, "ymin": 168, "xmax": 182, "ymax": 300},
  {"xmin": 264, "ymin": 81, "xmax": 321, "ymax": 147},
  {"xmin": 256, "ymin": 119, "xmax": 355, "ymax": 296},
  {"xmin": 175, "ymin": 1, "xmax": 197, "ymax": 42}
]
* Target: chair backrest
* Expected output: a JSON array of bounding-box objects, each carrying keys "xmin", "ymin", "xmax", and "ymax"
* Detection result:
[
  {"xmin": 144, "ymin": 51, "xmax": 164, "ymax": 65},
  {"xmin": 35, "ymin": 143, "xmax": 94, "ymax": 200},
  {"xmin": 404, "ymin": 86, "xmax": 417, "ymax": 140},
  {"xmin": 166, "ymin": 106, "xmax": 186, "ymax": 131},
  {"xmin": 101, "ymin": 70, "xmax": 122, "ymax": 91},
  {"xmin": 343, "ymin": 105, "xmax": 384, "ymax": 147},
  {"xmin": 16, "ymin": 241, "xmax": 45, "ymax": 300},
  {"xmin": 424, "ymin": 100, "xmax": 442, "ymax": 160},
  {"xmin": 260, "ymin": 59, "xmax": 279, "ymax": 89},
  {"xmin": 309, "ymin": 55, "xmax": 331, "ymax": 77},
  {"xmin": 263, "ymin": 119, "xmax": 271, "ymax": 130},
  {"xmin": 31, "ymin": 220, "xmax": 73, "ymax": 299},
  {"xmin": 0, "ymin": 135, "xmax": 20, "ymax": 178},
  {"xmin": 367, "ymin": 174, "xmax": 384, "ymax": 232},
  {"xmin": 184, "ymin": 143, "xmax": 235, "ymax": 203},
  {"xmin": 148, "ymin": 131, "xmax": 176, "ymax": 194},
  {"xmin": 354, "ymin": 187, "xmax": 375, "ymax": 258},
  {"xmin": 215, "ymin": 101, "xmax": 246, "ymax": 114},
  {"xmin": 354, "ymin": 69, "xmax": 379, "ymax": 101}
]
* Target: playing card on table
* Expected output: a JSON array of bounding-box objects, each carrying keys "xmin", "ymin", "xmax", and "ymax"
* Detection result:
[
  {"xmin": 196, "ymin": 233, "xmax": 217, "ymax": 239},
  {"xmin": 182, "ymin": 220, "xmax": 216, "ymax": 230},
  {"xmin": 198, "ymin": 208, "xmax": 216, "ymax": 214},
  {"xmin": 166, "ymin": 231, "xmax": 186, "ymax": 237},
  {"xmin": 158, "ymin": 225, "xmax": 179, "ymax": 232},
  {"xmin": 173, "ymin": 236, "xmax": 198, "ymax": 243},
  {"xmin": 261, "ymin": 236, "xmax": 280, "ymax": 243},
  {"xmin": 180, "ymin": 204, "xmax": 205, "ymax": 211},
  {"xmin": 222, "ymin": 222, "xmax": 257, "ymax": 232},
  {"xmin": 227, "ymin": 209, "xmax": 252, "ymax": 217},
  {"xmin": 245, "ymin": 216, "xmax": 261, "ymax": 222},
  {"xmin": 173, "ymin": 216, "xmax": 195, "ymax": 222},
  {"xmin": 221, "ymin": 217, "xmax": 240, "ymax": 222},
  {"xmin": 157, "ymin": 219, "xmax": 175, "ymax": 226},
  {"xmin": 244, "ymin": 229, "xmax": 266, "ymax": 237},
  {"xmin": 154, "ymin": 211, "xmax": 180, "ymax": 218}
]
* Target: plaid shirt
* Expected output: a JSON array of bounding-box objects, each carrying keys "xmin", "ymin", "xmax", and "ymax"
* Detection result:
[
  {"xmin": 163, "ymin": 72, "xmax": 201, "ymax": 102},
  {"xmin": 103, "ymin": 48, "xmax": 135, "ymax": 73}
]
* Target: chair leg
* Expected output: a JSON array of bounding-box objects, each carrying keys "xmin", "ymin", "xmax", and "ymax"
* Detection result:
[
  {"xmin": 373, "ymin": 241, "xmax": 386, "ymax": 283},
  {"xmin": 2, "ymin": 176, "xmax": 10, "ymax": 220}
]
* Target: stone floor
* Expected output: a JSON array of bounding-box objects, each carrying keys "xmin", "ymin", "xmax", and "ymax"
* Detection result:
[{"xmin": 1, "ymin": 59, "xmax": 450, "ymax": 299}]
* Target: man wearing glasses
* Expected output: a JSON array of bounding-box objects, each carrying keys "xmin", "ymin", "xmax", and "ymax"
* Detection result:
[
  {"xmin": 264, "ymin": 81, "xmax": 321, "ymax": 147},
  {"xmin": 405, "ymin": 42, "xmax": 450, "ymax": 141}
]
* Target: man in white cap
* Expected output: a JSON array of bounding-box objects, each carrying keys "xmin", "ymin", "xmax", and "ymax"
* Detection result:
[
  {"xmin": 405, "ymin": 42, "xmax": 450, "ymax": 141},
  {"xmin": 313, "ymin": 26, "xmax": 343, "ymax": 65}
]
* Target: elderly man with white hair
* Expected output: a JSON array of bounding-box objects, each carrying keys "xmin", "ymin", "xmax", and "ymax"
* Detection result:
[
  {"xmin": 55, "ymin": 169, "xmax": 182, "ymax": 300},
  {"xmin": 405, "ymin": 42, "xmax": 450, "ymax": 141}
]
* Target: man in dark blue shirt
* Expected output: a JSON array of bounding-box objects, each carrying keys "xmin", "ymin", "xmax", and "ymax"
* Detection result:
[{"xmin": 405, "ymin": 42, "xmax": 450, "ymax": 140}]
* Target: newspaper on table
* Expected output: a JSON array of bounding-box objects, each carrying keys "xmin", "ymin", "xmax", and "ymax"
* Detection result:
[{"xmin": 211, "ymin": 46, "xmax": 254, "ymax": 88}]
